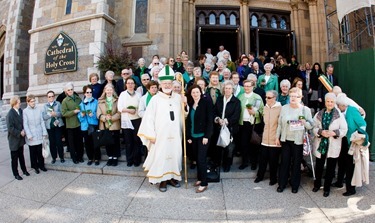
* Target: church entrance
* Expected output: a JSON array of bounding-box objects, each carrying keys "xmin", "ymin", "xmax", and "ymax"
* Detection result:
[{"xmin": 197, "ymin": 27, "xmax": 239, "ymax": 61}]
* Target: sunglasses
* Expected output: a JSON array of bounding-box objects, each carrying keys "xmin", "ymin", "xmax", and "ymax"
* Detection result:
[
  {"xmin": 122, "ymin": 73, "xmax": 130, "ymax": 75},
  {"xmin": 142, "ymin": 78, "xmax": 150, "ymax": 81},
  {"xmin": 154, "ymin": 63, "xmax": 160, "ymax": 65},
  {"xmin": 86, "ymin": 91, "xmax": 92, "ymax": 94},
  {"xmin": 266, "ymin": 96, "xmax": 275, "ymax": 99}
]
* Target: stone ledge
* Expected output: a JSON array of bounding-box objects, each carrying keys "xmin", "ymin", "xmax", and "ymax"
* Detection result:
[
  {"xmin": 28, "ymin": 13, "xmax": 116, "ymax": 34},
  {"xmin": 122, "ymin": 33, "xmax": 152, "ymax": 47}
]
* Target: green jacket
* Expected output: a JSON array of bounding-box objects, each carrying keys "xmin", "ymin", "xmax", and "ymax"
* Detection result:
[
  {"xmin": 257, "ymin": 74, "xmax": 279, "ymax": 92},
  {"xmin": 238, "ymin": 92, "xmax": 264, "ymax": 125},
  {"xmin": 345, "ymin": 105, "xmax": 367, "ymax": 144},
  {"xmin": 62, "ymin": 95, "xmax": 82, "ymax": 128}
]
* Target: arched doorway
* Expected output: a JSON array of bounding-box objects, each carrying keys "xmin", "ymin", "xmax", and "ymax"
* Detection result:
[
  {"xmin": 196, "ymin": 7, "xmax": 241, "ymax": 60},
  {"xmin": 0, "ymin": 25, "xmax": 6, "ymax": 99}
]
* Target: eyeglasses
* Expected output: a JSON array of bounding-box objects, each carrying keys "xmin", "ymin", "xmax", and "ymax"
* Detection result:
[
  {"xmin": 48, "ymin": 95, "xmax": 55, "ymax": 98},
  {"xmin": 289, "ymin": 95, "xmax": 301, "ymax": 98},
  {"xmin": 122, "ymin": 73, "xmax": 130, "ymax": 75},
  {"xmin": 176, "ymin": 58, "xmax": 181, "ymax": 60},
  {"xmin": 266, "ymin": 96, "xmax": 275, "ymax": 99},
  {"xmin": 67, "ymin": 89, "xmax": 73, "ymax": 91},
  {"xmin": 154, "ymin": 63, "xmax": 160, "ymax": 65},
  {"xmin": 142, "ymin": 78, "xmax": 150, "ymax": 81},
  {"xmin": 86, "ymin": 91, "xmax": 92, "ymax": 94}
]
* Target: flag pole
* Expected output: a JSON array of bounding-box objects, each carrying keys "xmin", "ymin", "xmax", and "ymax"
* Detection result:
[{"xmin": 175, "ymin": 72, "xmax": 188, "ymax": 189}]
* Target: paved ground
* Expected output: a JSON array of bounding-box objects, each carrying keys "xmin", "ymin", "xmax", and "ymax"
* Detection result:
[{"xmin": 0, "ymin": 131, "xmax": 375, "ymax": 223}]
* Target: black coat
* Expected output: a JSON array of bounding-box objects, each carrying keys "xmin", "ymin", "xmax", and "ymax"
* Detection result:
[
  {"xmin": 6, "ymin": 108, "xmax": 25, "ymax": 151},
  {"xmin": 214, "ymin": 95, "xmax": 241, "ymax": 135},
  {"xmin": 186, "ymin": 98, "xmax": 213, "ymax": 139}
]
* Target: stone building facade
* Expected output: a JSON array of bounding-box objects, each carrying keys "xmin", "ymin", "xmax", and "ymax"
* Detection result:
[{"xmin": 0, "ymin": 0, "xmax": 337, "ymax": 103}]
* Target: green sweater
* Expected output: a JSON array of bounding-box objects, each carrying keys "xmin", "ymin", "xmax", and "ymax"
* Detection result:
[
  {"xmin": 238, "ymin": 92, "xmax": 264, "ymax": 125},
  {"xmin": 62, "ymin": 95, "xmax": 82, "ymax": 128}
]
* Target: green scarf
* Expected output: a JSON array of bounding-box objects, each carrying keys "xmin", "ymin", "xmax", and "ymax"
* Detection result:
[
  {"xmin": 140, "ymin": 67, "xmax": 145, "ymax": 75},
  {"xmin": 318, "ymin": 110, "xmax": 333, "ymax": 155},
  {"xmin": 146, "ymin": 92, "xmax": 153, "ymax": 107},
  {"xmin": 106, "ymin": 97, "xmax": 113, "ymax": 111}
]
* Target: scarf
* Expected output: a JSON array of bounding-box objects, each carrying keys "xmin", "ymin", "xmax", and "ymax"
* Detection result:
[
  {"xmin": 106, "ymin": 96, "xmax": 113, "ymax": 112},
  {"xmin": 140, "ymin": 67, "xmax": 145, "ymax": 75},
  {"xmin": 146, "ymin": 92, "xmax": 153, "ymax": 106},
  {"xmin": 318, "ymin": 110, "xmax": 333, "ymax": 155}
]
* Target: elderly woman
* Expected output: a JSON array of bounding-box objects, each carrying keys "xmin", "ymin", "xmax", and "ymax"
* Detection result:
[
  {"xmin": 277, "ymin": 79, "xmax": 291, "ymax": 106},
  {"xmin": 257, "ymin": 63, "xmax": 279, "ymax": 92},
  {"xmin": 213, "ymin": 80, "xmax": 241, "ymax": 172},
  {"xmin": 150, "ymin": 66, "xmax": 161, "ymax": 83},
  {"xmin": 247, "ymin": 73, "xmax": 265, "ymax": 104},
  {"xmin": 336, "ymin": 95, "xmax": 367, "ymax": 196},
  {"xmin": 222, "ymin": 68, "xmax": 231, "ymax": 81},
  {"xmin": 187, "ymin": 67, "xmax": 203, "ymax": 89},
  {"xmin": 43, "ymin": 90, "xmax": 65, "ymax": 164},
  {"xmin": 88, "ymin": 73, "xmax": 102, "ymax": 99},
  {"xmin": 102, "ymin": 70, "xmax": 117, "ymax": 90},
  {"xmin": 238, "ymin": 80, "xmax": 264, "ymax": 170},
  {"xmin": 118, "ymin": 77, "xmax": 142, "ymax": 167},
  {"xmin": 23, "ymin": 95, "xmax": 48, "ymax": 173},
  {"xmin": 97, "ymin": 84, "xmax": 121, "ymax": 166},
  {"xmin": 136, "ymin": 73, "xmax": 151, "ymax": 96},
  {"xmin": 62, "ymin": 82, "xmax": 83, "ymax": 164},
  {"xmin": 311, "ymin": 93, "xmax": 347, "ymax": 197},
  {"xmin": 186, "ymin": 84, "xmax": 213, "ymax": 193},
  {"xmin": 78, "ymin": 85, "xmax": 99, "ymax": 166},
  {"xmin": 202, "ymin": 62, "xmax": 213, "ymax": 81},
  {"xmin": 276, "ymin": 87, "xmax": 313, "ymax": 193},
  {"xmin": 216, "ymin": 60, "xmax": 226, "ymax": 82},
  {"xmin": 134, "ymin": 58, "xmax": 150, "ymax": 80},
  {"xmin": 231, "ymin": 72, "xmax": 244, "ymax": 97},
  {"xmin": 255, "ymin": 90, "xmax": 282, "ymax": 185},
  {"xmin": 183, "ymin": 62, "xmax": 195, "ymax": 85},
  {"xmin": 6, "ymin": 96, "xmax": 29, "ymax": 180},
  {"xmin": 173, "ymin": 80, "xmax": 182, "ymax": 95}
]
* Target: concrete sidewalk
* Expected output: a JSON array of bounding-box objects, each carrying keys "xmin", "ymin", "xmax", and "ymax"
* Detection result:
[{"xmin": 0, "ymin": 131, "xmax": 374, "ymax": 222}]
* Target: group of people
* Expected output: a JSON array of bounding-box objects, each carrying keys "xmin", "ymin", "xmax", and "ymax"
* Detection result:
[{"xmin": 6, "ymin": 48, "xmax": 369, "ymax": 197}]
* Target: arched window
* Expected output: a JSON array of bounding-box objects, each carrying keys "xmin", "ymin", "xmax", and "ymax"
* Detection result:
[
  {"xmin": 261, "ymin": 16, "xmax": 267, "ymax": 27},
  {"xmin": 199, "ymin": 13, "xmax": 205, "ymax": 25},
  {"xmin": 229, "ymin": 14, "xmax": 236, "ymax": 25},
  {"xmin": 271, "ymin": 17, "xmax": 277, "ymax": 29},
  {"xmin": 65, "ymin": 0, "xmax": 72, "ymax": 15},
  {"xmin": 219, "ymin": 13, "xmax": 226, "ymax": 25},
  {"xmin": 280, "ymin": 18, "xmax": 287, "ymax": 29},
  {"xmin": 251, "ymin": 15, "xmax": 258, "ymax": 27},
  {"xmin": 209, "ymin": 13, "xmax": 216, "ymax": 25}
]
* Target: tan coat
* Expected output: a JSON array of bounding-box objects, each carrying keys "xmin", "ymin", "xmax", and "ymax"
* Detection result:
[
  {"xmin": 96, "ymin": 96, "xmax": 121, "ymax": 131},
  {"xmin": 349, "ymin": 132, "xmax": 370, "ymax": 187},
  {"xmin": 312, "ymin": 107, "xmax": 347, "ymax": 159},
  {"xmin": 261, "ymin": 102, "xmax": 282, "ymax": 147}
]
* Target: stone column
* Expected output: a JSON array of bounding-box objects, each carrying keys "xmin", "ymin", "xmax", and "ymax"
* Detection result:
[
  {"xmin": 2, "ymin": 0, "xmax": 35, "ymax": 100},
  {"xmin": 188, "ymin": 0, "xmax": 195, "ymax": 58},
  {"xmin": 290, "ymin": 0, "xmax": 301, "ymax": 60},
  {"xmin": 241, "ymin": 0, "xmax": 250, "ymax": 54},
  {"xmin": 306, "ymin": 0, "xmax": 320, "ymax": 63}
]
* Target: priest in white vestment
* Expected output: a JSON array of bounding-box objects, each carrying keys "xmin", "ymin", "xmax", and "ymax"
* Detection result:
[{"xmin": 138, "ymin": 65, "xmax": 183, "ymax": 192}]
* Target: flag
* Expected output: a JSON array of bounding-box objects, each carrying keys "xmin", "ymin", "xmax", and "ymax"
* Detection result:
[{"xmin": 337, "ymin": 0, "xmax": 374, "ymax": 23}]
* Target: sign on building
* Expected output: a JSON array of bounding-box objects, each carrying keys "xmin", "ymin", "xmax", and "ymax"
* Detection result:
[{"xmin": 45, "ymin": 32, "xmax": 77, "ymax": 74}]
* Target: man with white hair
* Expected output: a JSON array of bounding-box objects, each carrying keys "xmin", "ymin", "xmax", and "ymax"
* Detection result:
[
  {"xmin": 217, "ymin": 45, "xmax": 232, "ymax": 62},
  {"xmin": 138, "ymin": 65, "xmax": 183, "ymax": 192},
  {"xmin": 333, "ymin": 86, "xmax": 365, "ymax": 117}
]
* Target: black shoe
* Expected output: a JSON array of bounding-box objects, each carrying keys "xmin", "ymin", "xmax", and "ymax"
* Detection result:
[
  {"xmin": 323, "ymin": 191, "xmax": 330, "ymax": 197},
  {"xmin": 112, "ymin": 159, "xmax": 118, "ymax": 166},
  {"xmin": 107, "ymin": 159, "xmax": 113, "ymax": 166},
  {"xmin": 343, "ymin": 191, "xmax": 356, "ymax": 196},
  {"xmin": 87, "ymin": 161, "xmax": 93, "ymax": 166},
  {"xmin": 190, "ymin": 163, "xmax": 196, "ymax": 169},
  {"xmin": 127, "ymin": 162, "xmax": 133, "ymax": 167},
  {"xmin": 254, "ymin": 178, "xmax": 262, "ymax": 183},
  {"xmin": 292, "ymin": 189, "xmax": 298, "ymax": 194},
  {"xmin": 331, "ymin": 182, "xmax": 343, "ymax": 188},
  {"xmin": 238, "ymin": 164, "xmax": 248, "ymax": 170},
  {"xmin": 312, "ymin": 187, "xmax": 320, "ymax": 192},
  {"xmin": 34, "ymin": 169, "xmax": 40, "ymax": 174},
  {"xmin": 167, "ymin": 179, "xmax": 181, "ymax": 188},
  {"xmin": 269, "ymin": 180, "xmax": 277, "ymax": 186},
  {"xmin": 251, "ymin": 165, "xmax": 257, "ymax": 170},
  {"xmin": 134, "ymin": 163, "xmax": 140, "ymax": 167},
  {"xmin": 95, "ymin": 160, "xmax": 100, "ymax": 166},
  {"xmin": 61, "ymin": 159, "xmax": 65, "ymax": 163},
  {"xmin": 159, "ymin": 181, "xmax": 167, "ymax": 192},
  {"xmin": 223, "ymin": 165, "xmax": 231, "ymax": 172},
  {"xmin": 15, "ymin": 175, "xmax": 23, "ymax": 180},
  {"xmin": 23, "ymin": 171, "xmax": 30, "ymax": 176},
  {"xmin": 40, "ymin": 167, "xmax": 47, "ymax": 172},
  {"xmin": 51, "ymin": 159, "xmax": 56, "ymax": 164},
  {"xmin": 79, "ymin": 159, "xmax": 84, "ymax": 163},
  {"xmin": 73, "ymin": 160, "xmax": 79, "ymax": 164},
  {"xmin": 277, "ymin": 186, "xmax": 284, "ymax": 193}
]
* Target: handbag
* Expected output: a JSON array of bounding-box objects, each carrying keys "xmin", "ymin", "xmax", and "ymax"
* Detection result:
[
  {"xmin": 207, "ymin": 161, "xmax": 220, "ymax": 183},
  {"xmin": 217, "ymin": 125, "xmax": 231, "ymax": 148},
  {"xmin": 303, "ymin": 131, "xmax": 312, "ymax": 156},
  {"xmin": 250, "ymin": 124, "xmax": 262, "ymax": 145},
  {"xmin": 92, "ymin": 129, "xmax": 114, "ymax": 147},
  {"xmin": 42, "ymin": 138, "xmax": 50, "ymax": 158}
]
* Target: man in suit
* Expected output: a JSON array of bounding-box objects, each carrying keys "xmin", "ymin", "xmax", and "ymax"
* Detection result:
[{"xmin": 318, "ymin": 64, "xmax": 338, "ymax": 107}]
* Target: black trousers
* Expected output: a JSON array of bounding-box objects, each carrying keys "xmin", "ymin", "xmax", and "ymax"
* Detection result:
[
  {"xmin": 345, "ymin": 153, "xmax": 356, "ymax": 193},
  {"xmin": 123, "ymin": 119, "xmax": 142, "ymax": 165},
  {"xmin": 314, "ymin": 154, "xmax": 337, "ymax": 192},
  {"xmin": 336, "ymin": 137, "xmax": 348, "ymax": 184},
  {"xmin": 47, "ymin": 127, "xmax": 64, "ymax": 160},
  {"xmin": 82, "ymin": 130, "xmax": 101, "ymax": 161},
  {"xmin": 278, "ymin": 141, "xmax": 303, "ymax": 190},
  {"xmin": 257, "ymin": 145, "xmax": 281, "ymax": 182},
  {"xmin": 192, "ymin": 137, "xmax": 209, "ymax": 186},
  {"xmin": 29, "ymin": 144, "xmax": 45, "ymax": 169},
  {"xmin": 67, "ymin": 127, "xmax": 83, "ymax": 162},
  {"xmin": 240, "ymin": 122, "xmax": 258, "ymax": 166},
  {"xmin": 11, "ymin": 146, "xmax": 27, "ymax": 176},
  {"xmin": 105, "ymin": 130, "xmax": 121, "ymax": 158}
]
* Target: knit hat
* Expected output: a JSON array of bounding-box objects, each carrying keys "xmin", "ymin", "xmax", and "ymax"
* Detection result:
[{"xmin": 158, "ymin": 65, "xmax": 175, "ymax": 81}]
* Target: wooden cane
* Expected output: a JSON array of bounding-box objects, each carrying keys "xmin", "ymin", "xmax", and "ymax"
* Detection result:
[{"xmin": 175, "ymin": 73, "xmax": 188, "ymax": 189}]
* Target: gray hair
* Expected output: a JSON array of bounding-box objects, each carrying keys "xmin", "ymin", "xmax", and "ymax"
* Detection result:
[
  {"xmin": 141, "ymin": 73, "xmax": 150, "ymax": 79},
  {"xmin": 332, "ymin": 86, "xmax": 342, "ymax": 95},
  {"xmin": 280, "ymin": 79, "xmax": 291, "ymax": 89},
  {"xmin": 223, "ymin": 80, "xmax": 234, "ymax": 88},
  {"xmin": 223, "ymin": 68, "xmax": 231, "ymax": 74},
  {"xmin": 105, "ymin": 70, "xmax": 115, "ymax": 78},
  {"xmin": 267, "ymin": 90, "xmax": 278, "ymax": 98},
  {"xmin": 247, "ymin": 73, "xmax": 257, "ymax": 81},
  {"xmin": 336, "ymin": 94, "xmax": 349, "ymax": 106},
  {"xmin": 150, "ymin": 66, "xmax": 160, "ymax": 75},
  {"xmin": 160, "ymin": 57, "xmax": 167, "ymax": 65},
  {"xmin": 187, "ymin": 62, "xmax": 194, "ymax": 68},
  {"xmin": 264, "ymin": 63, "xmax": 274, "ymax": 70},
  {"xmin": 138, "ymin": 58, "xmax": 145, "ymax": 64},
  {"xmin": 325, "ymin": 92, "xmax": 337, "ymax": 101},
  {"xmin": 64, "ymin": 82, "xmax": 74, "ymax": 91}
]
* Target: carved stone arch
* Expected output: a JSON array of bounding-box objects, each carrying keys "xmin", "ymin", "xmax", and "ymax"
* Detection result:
[{"xmin": 0, "ymin": 24, "xmax": 6, "ymax": 58}]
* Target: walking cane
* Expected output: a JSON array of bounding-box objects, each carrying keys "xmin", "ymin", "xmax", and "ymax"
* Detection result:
[
  {"xmin": 175, "ymin": 73, "xmax": 188, "ymax": 188},
  {"xmin": 305, "ymin": 131, "xmax": 316, "ymax": 180}
]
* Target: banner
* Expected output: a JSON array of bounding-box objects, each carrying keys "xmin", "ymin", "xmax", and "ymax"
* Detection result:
[{"xmin": 337, "ymin": 0, "xmax": 374, "ymax": 23}]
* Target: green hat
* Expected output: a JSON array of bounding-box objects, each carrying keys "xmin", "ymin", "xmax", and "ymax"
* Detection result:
[{"xmin": 158, "ymin": 65, "xmax": 175, "ymax": 81}]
